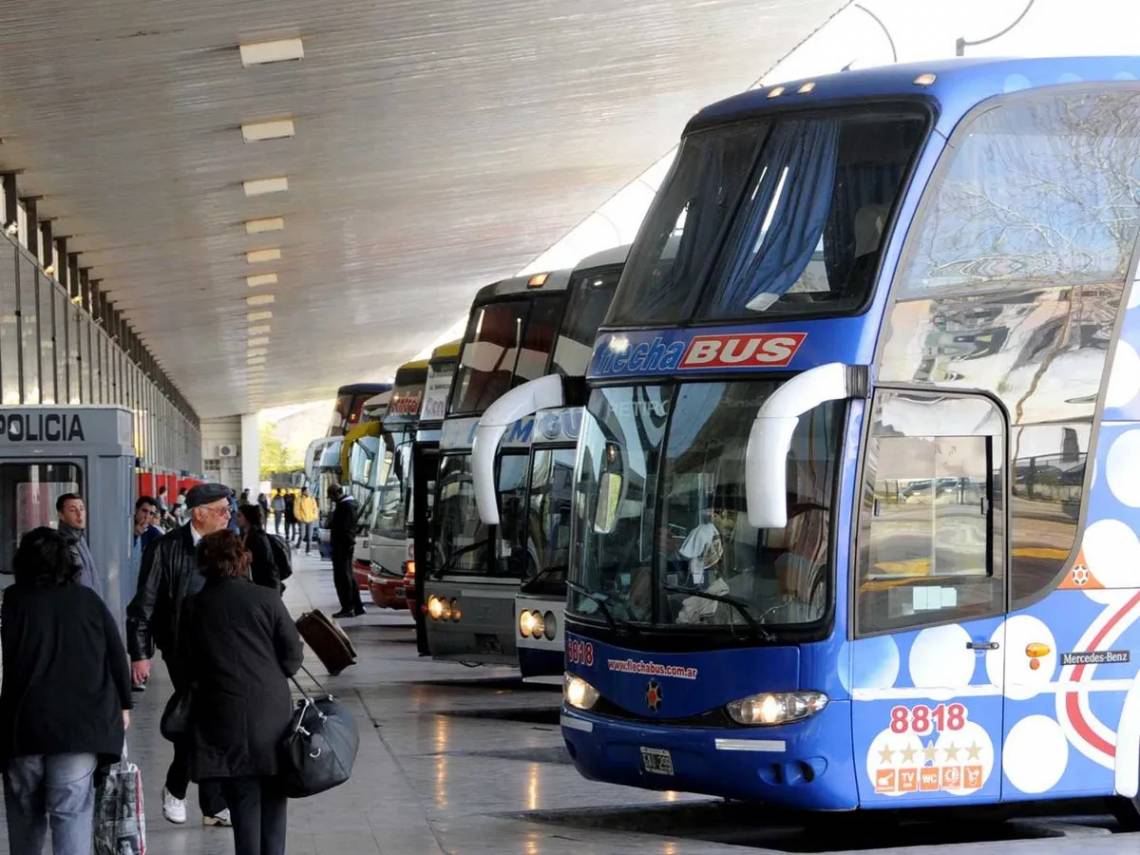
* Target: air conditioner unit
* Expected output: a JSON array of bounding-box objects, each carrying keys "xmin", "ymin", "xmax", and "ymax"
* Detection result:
[{"xmin": 217, "ymin": 443, "xmax": 239, "ymax": 458}]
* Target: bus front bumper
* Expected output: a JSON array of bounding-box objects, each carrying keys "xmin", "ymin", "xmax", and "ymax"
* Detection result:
[{"xmin": 560, "ymin": 700, "xmax": 857, "ymax": 809}]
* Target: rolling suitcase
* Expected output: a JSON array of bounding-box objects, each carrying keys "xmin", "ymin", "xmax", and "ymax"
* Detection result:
[{"xmin": 296, "ymin": 609, "xmax": 357, "ymax": 675}]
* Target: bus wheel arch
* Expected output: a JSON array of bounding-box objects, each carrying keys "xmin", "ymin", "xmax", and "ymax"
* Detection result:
[{"xmin": 1112, "ymin": 671, "xmax": 1140, "ymax": 829}]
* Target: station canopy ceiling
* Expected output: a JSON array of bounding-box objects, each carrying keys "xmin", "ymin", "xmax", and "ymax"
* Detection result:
[{"xmin": 0, "ymin": 0, "xmax": 845, "ymax": 417}]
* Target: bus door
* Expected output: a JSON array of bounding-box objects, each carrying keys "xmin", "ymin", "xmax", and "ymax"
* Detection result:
[
  {"xmin": 851, "ymin": 388, "xmax": 1007, "ymax": 805},
  {"xmin": 411, "ymin": 442, "xmax": 440, "ymax": 655}
]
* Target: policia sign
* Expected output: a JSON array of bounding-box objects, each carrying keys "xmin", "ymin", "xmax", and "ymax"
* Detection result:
[
  {"xmin": 0, "ymin": 407, "xmax": 131, "ymax": 451},
  {"xmin": 0, "ymin": 406, "xmax": 136, "ymax": 623},
  {"xmin": 0, "ymin": 411, "xmax": 86, "ymax": 442}
]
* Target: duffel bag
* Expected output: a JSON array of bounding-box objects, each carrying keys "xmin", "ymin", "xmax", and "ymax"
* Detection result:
[{"xmin": 279, "ymin": 666, "xmax": 359, "ymax": 798}]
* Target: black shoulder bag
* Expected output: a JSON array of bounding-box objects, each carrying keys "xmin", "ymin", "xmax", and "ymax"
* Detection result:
[{"xmin": 279, "ymin": 665, "xmax": 360, "ymax": 797}]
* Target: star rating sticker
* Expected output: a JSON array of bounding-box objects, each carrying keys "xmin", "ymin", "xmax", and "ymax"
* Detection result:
[
  {"xmin": 877, "ymin": 744, "xmax": 895, "ymax": 765},
  {"xmin": 943, "ymin": 741, "xmax": 960, "ymax": 761},
  {"xmin": 923, "ymin": 741, "xmax": 938, "ymax": 764},
  {"xmin": 900, "ymin": 745, "xmax": 918, "ymax": 764},
  {"xmin": 966, "ymin": 741, "xmax": 982, "ymax": 761}
]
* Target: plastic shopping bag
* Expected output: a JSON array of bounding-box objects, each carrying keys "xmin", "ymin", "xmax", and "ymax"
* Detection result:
[{"xmin": 94, "ymin": 745, "xmax": 146, "ymax": 855}]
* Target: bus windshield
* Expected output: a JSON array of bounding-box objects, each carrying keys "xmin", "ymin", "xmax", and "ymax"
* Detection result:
[
  {"xmin": 433, "ymin": 451, "xmax": 531, "ymax": 578},
  {"xmin": 433, "ymin": 454, "xmax": 487, "ymax": 575},
  {"xmin": 607, "ymin": 108, "xmax": 927, "ymax": 325},
  {"xmin": 520, "ymin": 447, "xmax": 577, "ymax": 595},
  {"xmin": 370, "ymin": 428, "xmax": 412, "ymax": 540},
  {"xmin": 569, "ymin": 382, "xmax": 842, "ymax": 633}
]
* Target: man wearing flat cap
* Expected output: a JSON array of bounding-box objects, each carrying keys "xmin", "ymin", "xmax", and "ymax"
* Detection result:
[{"xmin": 126, "ymin": 482, "xmax": 233, "ymax": 828}]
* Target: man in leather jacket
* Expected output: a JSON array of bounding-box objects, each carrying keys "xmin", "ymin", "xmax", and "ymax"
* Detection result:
[
  {"xmin": 329, "ymin": 484, "xmax": 365, "ymax": 618},
  {"xmin": 126, "ymin": 482, "xmax": 233, "ymax": 828}
]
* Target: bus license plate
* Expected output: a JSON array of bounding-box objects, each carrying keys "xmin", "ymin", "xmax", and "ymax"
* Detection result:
[{"xmin": 640, "ymin": 747, "xmax": 674, "ymax": 776}]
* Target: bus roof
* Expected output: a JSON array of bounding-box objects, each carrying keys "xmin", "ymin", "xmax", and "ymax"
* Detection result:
[
  {"xmin": 470, "ymin": 268, "xmax": 573, "ymax": 305},
  {"xmin": 361, "ymin": 390, "xmax": 392, "ymax": 419},
  {"xmin": 393, "ymin": 360, "xmax": 429, "ymax": 385},
  {"xmin": 431, "ymin": 339, "xmax": 462, "ymax": 362},
  {"xmin": 334, "ymin": 382, "xmax": 391, "ymax": 396},
  {"xmin": 575, "ymin": 244, "xmax": 629, "ymax": 271},
  {"xmin": 690, "ymin": 56, "xmax": 1140, "ymax": 137}
]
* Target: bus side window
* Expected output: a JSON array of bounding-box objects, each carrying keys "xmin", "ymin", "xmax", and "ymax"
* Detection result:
[{"xmin": 855, "ymin": 390, "xmax": 1006, "ymax": 635}]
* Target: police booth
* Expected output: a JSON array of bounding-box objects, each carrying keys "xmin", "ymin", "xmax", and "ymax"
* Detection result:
[{"xmin": 0, "ymin": 406, "xmax": 136, "ymax": 624}]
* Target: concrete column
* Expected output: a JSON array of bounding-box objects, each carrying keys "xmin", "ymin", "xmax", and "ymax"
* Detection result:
[{"xmin": 240, "ymin": 412, "xmax": 260, "ymax": 496}]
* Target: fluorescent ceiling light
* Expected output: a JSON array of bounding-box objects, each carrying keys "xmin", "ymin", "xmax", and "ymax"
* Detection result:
[
  {"xmin": 247, "ymin": 325, "xmax": 271, "ymax": 336},
  {"xmin": 248, "ymin": 356, "xmax": 267, "ymax": 366},
  {"xmin": 240, "ymin": 38, "xmax": 305, "ymax": 67},
  {"xmin": 246, "ymin": 294, "xmax": 275, "ymax": 307},
  {"xmin": 246, "ymin": 248, "xmax": 282, "ymax": 264},
  {"xmin": 241, "ymin": 119, "xmax": 295, "ymax": 142},
  {"xmin": 243, "ymin": 176, "xmax": 289, "ymax": 197},
  {"xmin": 247, "ymin": 310, "xmax": 273, "ymax": 322},
  {"xmin": 247, "ymin": 336, "xmax": 269, "ymax": 347},
  {"xmin": 245, "ymin": 217, "xmax": 284, "ymax": 234},
  {"xmin": 246, "ymin": 273, "xmax": 278, "ymax": 288},
  {"xmin": 247, "ymin": 348, "xmax": 267, "ymax": 358}
]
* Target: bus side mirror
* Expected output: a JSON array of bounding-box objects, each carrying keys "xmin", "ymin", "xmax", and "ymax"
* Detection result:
[
  {"xmin": 745, "ymin": 363, "xmax": 866, "ymax": 529},
  {"xmin": 471, "ymin": 374, "xmax": 565, "ymax": 526},
  {"xmin": 594, "ymin": 472, "xmax": 622, "ymax": 534}
]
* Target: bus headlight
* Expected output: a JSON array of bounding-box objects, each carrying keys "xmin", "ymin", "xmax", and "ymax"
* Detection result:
[
  {"xmin": 542, "ymin": 611, "xmax": 557, "ymax": 641},
  {"xmin": 519, "ymin": 609, "xmax": 543, "ymax": 638},
  {"xmin": 427, "ymin": 595, "xmax": 444, "ymax": 620},
  {"xmin": 450, "ymin": 598, "xmax": 461, "ymax": 622},
  {"xmin": 564, "ymin": 673, "xmax": 600, "ymax": 711},
  {"xmin": 725, "ymin": 691, "xmax": 828, "ymax": 726}
]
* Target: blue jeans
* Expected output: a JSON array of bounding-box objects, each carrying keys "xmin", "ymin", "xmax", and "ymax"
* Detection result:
[{"xmin": 4, "ymin": 752, "xmax": 97, "ymax": 855}]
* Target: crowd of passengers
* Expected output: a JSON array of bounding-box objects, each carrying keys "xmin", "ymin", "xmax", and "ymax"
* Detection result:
[{"xmin": 0, "ymin": 483, "xmax": 303, "ymax": 855}]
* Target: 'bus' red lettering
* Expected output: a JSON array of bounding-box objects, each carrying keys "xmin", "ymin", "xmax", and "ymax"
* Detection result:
[{"xmin": 680, "ymin": 333, "xmax": 806, "ymax": 369}]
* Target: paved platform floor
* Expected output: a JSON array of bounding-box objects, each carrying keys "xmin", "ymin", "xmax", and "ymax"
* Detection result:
[{"xmin": 4, "ymin": 551, "xmax": 1140, "ymax": 854}]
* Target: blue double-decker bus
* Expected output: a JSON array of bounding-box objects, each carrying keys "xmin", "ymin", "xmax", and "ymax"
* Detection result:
[{"xmin": 561, "ymin": 57, "xmax": 1140, "ymax": 823}]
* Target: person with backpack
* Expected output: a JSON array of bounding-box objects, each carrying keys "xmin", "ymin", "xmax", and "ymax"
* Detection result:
[{"xmin": 236, "ymin": 506, "xmax": 287, "ymax": 593}]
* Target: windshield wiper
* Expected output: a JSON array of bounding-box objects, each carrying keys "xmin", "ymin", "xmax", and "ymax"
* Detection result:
[
  {"xmin": 432, "ymin": 537, "xmax": 490, "ymax": 579},
  {"xmin": 566, "ymin": 580, "xmax": 635, "ymax": 636},
  {"xmin": 663, "ymin": 584, "xmax": 774, "ymax": 642},
  {"xmin": 520, "ymin": 564, "xmax": 566, "ymax": 593}
]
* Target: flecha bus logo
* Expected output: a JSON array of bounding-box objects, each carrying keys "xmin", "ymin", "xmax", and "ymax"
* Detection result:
[{"xmin": 680, "ymin": 333, "xmax": 806, "ymax": 369}]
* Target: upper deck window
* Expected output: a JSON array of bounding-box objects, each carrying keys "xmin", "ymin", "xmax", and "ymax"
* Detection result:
[
  {"xmin": 606, "ymin": 108, "xmax": 927, "ymax": 326},
  {"xmin": 608, "ymin": 124, "xmax": 763, "ymax": 325},
  {"xmin": 896, "ymin": 89, "xmax": 1140, "ymax": 298},
  {"xmin": 448, "ymin": 295, "xmax": 565, "ymax": 416},
  {"xmin": 552, "ymin": 264, "xmax": 623, "ymax": 376},
  {"xmin": 450, "ymin": 299, "xmax": 527, "ymax": 415},
  {"xmin": 699, "ymin": 112, "xmax": 925, "ymax": 320}
]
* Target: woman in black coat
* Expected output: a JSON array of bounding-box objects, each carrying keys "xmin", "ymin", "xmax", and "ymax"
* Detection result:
[
  {"xmin": 0, "ymin": 527, "xmax": 132, "ymax": 855},
  {"xmin": 181, "ymin": 529, "xmax": 303, "ymax": 855},
  {"xmin": 237, "ymin": 504, "xmax": 280, "ymax": 591}
]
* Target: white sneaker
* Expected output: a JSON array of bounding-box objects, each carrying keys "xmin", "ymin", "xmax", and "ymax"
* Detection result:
[
  {"xmin": 162, "ymin": 787, "xmax": 187, "ymax": 824},
  {"xmin": 203, "ymin": 808, "xmax": 232, "ymax": 828}
]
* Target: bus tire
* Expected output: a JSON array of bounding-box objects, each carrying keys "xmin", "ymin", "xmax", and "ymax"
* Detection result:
[{"xmin": 1111, "ymin": 794, "xmax": 1140, "ymax": 830}]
